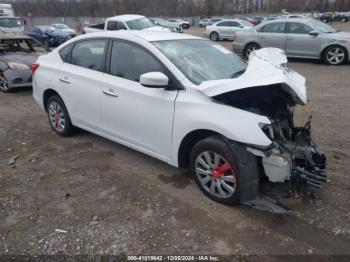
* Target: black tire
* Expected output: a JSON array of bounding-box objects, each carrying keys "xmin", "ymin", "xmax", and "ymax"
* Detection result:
[
  {"xmin": 190, "ymin": 136, "xmax": 259, "ymax": 205},
  {"xmin": 244, "ymin": 43, "xmax": 261, "ymax": 59},
  {"xmin": 0, "ymin": 71, "xmax": 10, "ymax": 93},
  {"xmin": 341, "ymin": 17, "xmax": 347, "ymax": 23},
  {"xmin": 323, "ymin": 45, "xmax": 348, "ymax": 65},
  {"xmin": 210, "ymin": 32, "xmax": 219, "ymax": 41},
  {"xmin": 46, "ymin": 95, "xmax": 74, "ymax": 137}
]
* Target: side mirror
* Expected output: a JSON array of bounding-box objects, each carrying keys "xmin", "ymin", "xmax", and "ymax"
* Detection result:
[
  {"xmin": 309, "ymin": 31, "xmax": 319, "ymax": 36},
  {"xmin": 140, "ymin": 72, "xmax": 169, "ymax": 88}
]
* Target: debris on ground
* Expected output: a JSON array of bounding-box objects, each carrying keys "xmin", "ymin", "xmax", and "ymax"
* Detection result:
[{"xmin": 7, "ymin": 155, "xmax": 18, "ymax": 166}]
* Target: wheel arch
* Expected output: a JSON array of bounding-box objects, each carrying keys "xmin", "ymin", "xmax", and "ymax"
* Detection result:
[
  {"xmin": 210, "ymin": 31, "xmax": 220, "ymax": 39},
  {"xmin": 177, "ymin": 129, "xmax": 222, "ymax": 168},
  {"xmin": 43, "ymin": 89, "xmax": 64, "ymax": 112},
  {"xmin": 243, "ymin": 41, "xmax": 261, "ymax": 56}
]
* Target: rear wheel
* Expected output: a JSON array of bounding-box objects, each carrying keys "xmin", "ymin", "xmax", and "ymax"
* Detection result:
[
  {"xmin": 341, "ymin": 17, "xmax": 347, "ymax": 23},
  {"xmin": 0, "ymin": 71, "xmax": 10, "ymax": 93},
  {"xmin": 46, "ymin": 95, "xmax": 74, "ymax": 137},
  {"xmin": 244, "ymin": 43, "xmax": 260, "ymax": 59},
  {"xmin": 324, "ymin": 45, "xmax": 347, "ymax": 65},
  {"xmin": 190, "ymin": 136, "xmax": 259, "ymax": 205},
  {"xmin": 210, "ymin": 32, "xmax": 219, "ymax": 41}
]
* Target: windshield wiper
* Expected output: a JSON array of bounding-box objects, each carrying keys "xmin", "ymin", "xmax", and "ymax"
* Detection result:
[{"xmin": 231, "ymin": 69, "xmax": 246, "ymax": 78}]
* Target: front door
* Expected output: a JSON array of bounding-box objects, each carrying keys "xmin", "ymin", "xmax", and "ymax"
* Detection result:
[
  {"xmin": 285, "ymin": 22, "xmax": 321, "ymax": 58},
  {"xmin": 100, "ymin": 40, "xmax": 178, "ymax": 161},
  {"xmin": 257, "ymin": 22, "xmax": 287, "ymax": 50}
]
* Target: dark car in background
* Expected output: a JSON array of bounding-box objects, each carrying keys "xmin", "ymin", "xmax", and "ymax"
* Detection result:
[
  {"xmin": 26, "ymin": 26, "xmax": 71, "ymax": 49},
  {"xmin": 0, "ymin": 35, "xmax": 43, "ymax": 92},
  {"xmin": 321, "ymin": 12, "xmax": 348, "ymax": 23}
]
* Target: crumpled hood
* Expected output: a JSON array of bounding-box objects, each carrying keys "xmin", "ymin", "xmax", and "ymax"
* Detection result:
[
  {"xmin": 1, "ymin": 52, "xmax": 39, "ymax": 66},
  {"xmin": 198, "ymin": 48, "xmax": 307, "ymax": 105},
  {"xmin": 143, "ymin": 26, "xmax": 171, "ymax": 32}
]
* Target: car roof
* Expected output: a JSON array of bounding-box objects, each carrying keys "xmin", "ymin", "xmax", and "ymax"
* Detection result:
[
  {"xmin": 262, "ymin": 18, "xmax": 314, "ymax": 23},
  {"xmin": 107, "ymin": 14, "xmax": 144, "ymax": 22},
  {"xmin": 74, "ymin": 30, "xmax": 201, "ymax": 42}
]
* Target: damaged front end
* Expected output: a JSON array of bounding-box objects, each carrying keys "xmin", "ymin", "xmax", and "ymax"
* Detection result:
[
  {"xmin": 203, "ymin": 48, "xmax": 327, "ymax": 213},
  {"xmin": 214, "ymin": 83, "xmax": 327, "ymax": 195}
]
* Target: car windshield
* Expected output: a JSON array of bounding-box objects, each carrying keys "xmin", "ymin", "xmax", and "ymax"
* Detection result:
[
  {"xmin": 126, "ymin": 18, "xmax": 154, "ymax": 30},
  {"xmin": 154, "ymin": 40, "xmax": 247, "ymax": 85},
  {"xmin": 308, "ymin": 20, "xmax": 337, "ymax": 33},
  {"xmin": 0, "ymin": 18, "xmax": 22, "ymax": 28}
]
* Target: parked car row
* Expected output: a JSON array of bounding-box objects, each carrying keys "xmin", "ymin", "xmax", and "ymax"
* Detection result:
[{"xmin": 232, "ymin": 18, "xmax": 350, "ymax": 65}]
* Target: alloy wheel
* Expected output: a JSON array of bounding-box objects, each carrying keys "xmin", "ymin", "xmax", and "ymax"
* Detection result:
[
  {"xmin": 210, "ymin": 32, "xmax": 218, "ymax": 41},
  {"xmin": 48, "ymin": 101, "xmax": 66, "ymax": 133},
  {"xmin": 326, "ymin": 47, "xmax": 345, "ymax": 65},
  {"xmin": 195, "ymin": 151, "xmax": 237, "ymax": 199}
]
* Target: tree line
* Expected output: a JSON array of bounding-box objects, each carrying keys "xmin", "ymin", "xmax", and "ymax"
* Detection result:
[{"xmin": 7, "ymin": 0, "xmax": 350, "ymax": 18}]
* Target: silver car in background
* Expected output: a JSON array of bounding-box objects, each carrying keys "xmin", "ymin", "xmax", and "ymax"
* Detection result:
[
  {"xmin": 204, "ymin": 19, "xmax": 253, "ymax": 41},
  {"xmin": 233, "ymin": 18, "xmax": 350, "ymax": 65}
]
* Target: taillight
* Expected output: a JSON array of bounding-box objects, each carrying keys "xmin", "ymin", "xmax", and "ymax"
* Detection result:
[{"xmin": 32, "ymin": 63, "xmax": 40, "ymax": 75}]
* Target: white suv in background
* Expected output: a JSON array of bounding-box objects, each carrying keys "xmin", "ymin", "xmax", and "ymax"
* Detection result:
[{"xmin": 32, "ymin": 31, "xmax": 327, "ymax": 210}]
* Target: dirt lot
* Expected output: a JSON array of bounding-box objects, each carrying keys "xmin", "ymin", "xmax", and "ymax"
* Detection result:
[{"xmin": 1, "ymin": 23, "xmax": 350, "ymax": 258}]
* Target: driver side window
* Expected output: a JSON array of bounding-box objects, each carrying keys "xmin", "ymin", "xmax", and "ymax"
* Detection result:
[
  {"xmin": 287, "ymin": 22, "xmax": 313, "ymax": 34},
  {"xmin": 110, "ymin": 41, "xmax": 165, "ymax": 82}
]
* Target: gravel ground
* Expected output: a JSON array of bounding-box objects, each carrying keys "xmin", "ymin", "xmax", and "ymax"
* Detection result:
[{"xmin": 0, "ymin": 23, "xmax": 350, "ymax": 258}]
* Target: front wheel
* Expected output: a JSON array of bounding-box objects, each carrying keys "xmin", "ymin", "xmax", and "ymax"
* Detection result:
[
  {"xmin": 324, "ymin": 45, "xmax": 347, "ymax": 65},
  {"xmin": 190, "ymin": 136, "xmax": 259, "ymax": 205},
  {"xmin": 210, "ymin": 32, "xmax": 219, "ymax": 41}
]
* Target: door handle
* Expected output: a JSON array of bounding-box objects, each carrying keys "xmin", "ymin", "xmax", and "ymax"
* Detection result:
[
  {"xmin": 287, "ymin": 37, "xmax": 294, "ymax": 40},
  {"xmin": 59, "ymin": 78, "xmax": 71, "ymax": 84},
  {"xmin": 103, "ymin": 89, "xmax": 119, "ymax": 97}
]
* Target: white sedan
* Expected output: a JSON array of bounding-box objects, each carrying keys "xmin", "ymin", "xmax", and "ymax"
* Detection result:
[{"xmin": 32, "ymin": 31, "xmax": 327, "ymax": 210}]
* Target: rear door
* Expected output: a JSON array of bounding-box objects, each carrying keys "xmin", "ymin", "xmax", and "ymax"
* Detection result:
[
  {"xmin": 215, "ymin": 21, "xmax": 231, "ymax": 38},
  {"xmin": 285, "ymin": 22, "xmax": 321, "ymax": 58},
  {"xmin": 57, "ymin": 39, "xmax": 108, "ymax": 130},
  {"xmin": 257, "ymin": 22, "xmax": 287, "ymax": 50}
]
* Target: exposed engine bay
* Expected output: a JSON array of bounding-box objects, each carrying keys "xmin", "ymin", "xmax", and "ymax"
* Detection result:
[{"xmin": 213, "ymin": 84, "xmax": 327, "ymax": 194}]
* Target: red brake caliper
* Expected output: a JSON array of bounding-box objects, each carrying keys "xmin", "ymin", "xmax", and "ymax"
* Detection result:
[{"xmin": 212, "ymin": 163, "xmax": 231, "ymax": 179}]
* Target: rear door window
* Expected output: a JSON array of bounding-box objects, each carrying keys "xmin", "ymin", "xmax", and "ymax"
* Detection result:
[
  {"xmin": 70, "ymin": 39, "xmax": 107, "ymax": 71},
  {"xmin": 217, "ymin": 21, "xmax": 230, "ymax": 27},
  {"xmin": 59, "ymin": 44, "xmax": 73, "ymax": 63},
  {"xmin": 259, "ymin": 22, "xmax": 286, "ymax": 33}
]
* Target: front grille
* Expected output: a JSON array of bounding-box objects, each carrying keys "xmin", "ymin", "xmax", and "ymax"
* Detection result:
[{"xmin": 297, "ymin": 167, "xmax": 327, "ymax": 189}]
